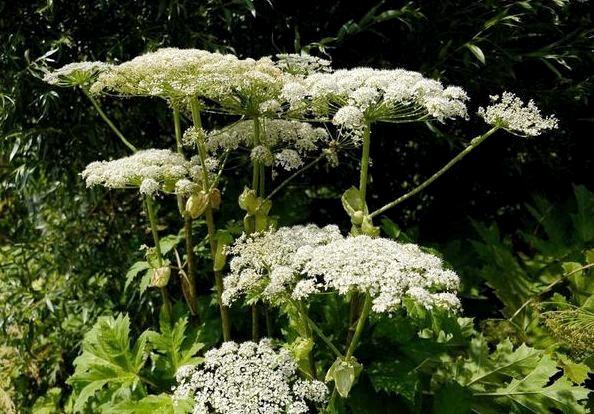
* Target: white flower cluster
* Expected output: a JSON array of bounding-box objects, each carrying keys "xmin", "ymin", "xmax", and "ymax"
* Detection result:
[
  {"xmin": 222, "ymin": 225, "xmax": 342, "ymax": 305},
  {"xmin": 173, "ymin": 339, "xmax": 328, "ymax": 414},
  {"xmin": 281, "ymin": 68, "xmax": 469, "ymax": 137},
  {"xmin": 81, "ymin": 149, "xmax": 205, "ymax": 196},
  {"xmin": 302, "ymin": 235, "xmax": 461, "ymax": 313},
  {"xmin": 207, "ymin": 120, "xmax": 329, "ymax": 172},
  {"xmin": 223, "ymin": 225, "xmax": 461, "ymax": 314},
  {"xmin": 43, "ymin": 61, "xmax": 111, "ymax": 87},
  {"xmin": 89, "ymin": 48, "xmax": 289, "ymax": 115},
  {"xmin": 275, "ymin": 53, "xmax": 332, "ymax": 75},
  {"xmin": 478, "ymin": 92, "xmax": 558, "ymax": 137}
]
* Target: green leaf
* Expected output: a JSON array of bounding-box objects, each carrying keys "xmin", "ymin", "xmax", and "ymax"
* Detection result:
[
  {"xmin": 325, "ymin": 357, "xmax": 362, "ymax": 398},
  {"xmin": 159, "ymin": 234, "xmax": 182, "ymax": 255},
  {"xmin": 103, "ymin": 394, "xmax": 192, "ymax": 414},
  {"xmin": 557, "ymin": 354, "xmax": 591, "ymax": 385},
  {"xmin": 67, "ymin": 314, "xmax": 150, "ymax": 412},
  {"xmin": 368, "ymin": 360, "xmax": 419, "ymax": 404},
  {"xmin": 32, "ymin": 388, "xmax": 62, "ymax": 414},
  {"xmin": 125, "ymin": 261, "xmax": 150, "ymax": 291},
  {"xmin": 341, "ymin": 186, "xmax": 367, "ymax": 223},
  {"xmin": 145, "ymin": 312, "xmax": 204, "ymax": 381},
  {"xmin": 432, "ymin": 382, "xmax": 472, "ymax": 414},
  {"xmin": 492, "ymin": 355, "xmax": 589, "ymax": 414},
  {"xmin": 465, "ymin": 43, "xmax": 485, "ymax": 64},
  {"xmin": 435, "ymin": 339, "xmax": 590, "ymax": 414}
]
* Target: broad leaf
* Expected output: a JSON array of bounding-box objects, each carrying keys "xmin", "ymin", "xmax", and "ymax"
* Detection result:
[
  {"xmin": 145, "ymin": 312, "xmax": 204, "ymax": 381},
  {"xmin": 67, "ymin": 314, "xmax": 150, "ymax": 412}
]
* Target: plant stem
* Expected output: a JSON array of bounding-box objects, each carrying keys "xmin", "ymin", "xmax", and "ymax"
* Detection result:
[
  {"xmin": 252, "ymin": 304, "xmax": 260, "ymax": 341},
  {"xmin": 293, "ymin": 300, "xmax": 343, "ymax": 358},
  {"xmin": 144, "ymin": 196, "xmax": 172, "ymax": 319},
  {"xmin": 189, "ymin": 99, "xmax": 231, "ymax": 341},
  {"xmin": 250, "ymin": 116, "xmax": 263, "ymax": 340},
  {"xmin": 358, "ymin": 123, "xmax": 372, "ymax": 205},
  {"xmin": 82, "ymin": 89, "xmax": 137, "ymax": 152},
  {"xmin": 173, "ymin": 108, "xmax": 198, "ymax": 316},
  {"xmin": 368, "ymin": 127, "xmax": 499, "ymax": 219},
  {"xmin": 298, "ymin": 302, "xmax": 318, "ymax": 379},
  {"xmin": 345, "ymin": 294, "xmax": 372, "ymax": 359}
]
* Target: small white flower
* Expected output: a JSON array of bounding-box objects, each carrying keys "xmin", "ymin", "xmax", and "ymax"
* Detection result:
[
  {"xmin": 44, "ymin": 61, "xmax": 110, "ymax": 86},
  {"xmin": 478, "ymin": 91, "xmax": 558, "ymax": 136},
  {"xmin": 172, "ymin": 340, "xmax": 328, "ymax": 413}
]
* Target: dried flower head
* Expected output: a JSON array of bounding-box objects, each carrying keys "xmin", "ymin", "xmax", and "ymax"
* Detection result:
[
  {"xmin": 81, "ymin": 149, "xmax": 206, "ymax": 196},
  {"xmin": 43, "ymin": 61, "xmax": 111, "ymax": 87},
  {"xmin": 173, "ymin": 339, "xmax": 328, "ymax": 414},
  {"xmin": 478, "ymin": 92, "xmax": 558, "ymax": 137}
]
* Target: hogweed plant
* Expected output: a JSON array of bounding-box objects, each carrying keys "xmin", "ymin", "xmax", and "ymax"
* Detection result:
[{"xmin": 42, "ymin": 48, "xmax": 579, "ymax": 414}]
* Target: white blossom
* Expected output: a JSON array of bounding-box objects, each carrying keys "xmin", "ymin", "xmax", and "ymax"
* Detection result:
[
  {"xmin": 81, "ymin": 148, "xmax": 205, "ymax": 196},
  {"xmin": 302, "ymin": 235, "xmax": 461, "ymax": 313},
  {"xmin": 43, "ymin": 61, "xmax": 111, "ymax": 87},
  {"xmin": 207, "ymin": 120, "xmax": 329, "ymax": 173},
  {"xmin": 223, "ymin": 225, "xmax": 461, "ymax": 314},
  {"xmin": 478, "ymin": 91, "xmax": 558, "ymax": 137},
  {"xmin": 90, "ymin": 48, "xmax": 291, "ymax": 115},
  {"xmin": 222, "ymin": 225, "xmax": 342, "ymax": 305},
  {"xmin": 275, "ymin": 53, "xmax": 332, "ymax": 75},
  {"xmin": 173, "ymin": 339, "xmax": 328, "ymax": 414},
  {"xmin": 281, "ymin": 68, "xmax": 469, "ymax": 133}
]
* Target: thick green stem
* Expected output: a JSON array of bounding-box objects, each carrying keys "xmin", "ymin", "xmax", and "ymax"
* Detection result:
[
  {"xmin": 299, "ymin": 302, "xmax": 318, "ymax": 379},
  {"xmin": 345, "ymin": 294, "xmax": 372, "ymax": 359},
  {"xmin": 144, "ymin": 196, "xmax": 172, "ymax": 319},
  {"xmin": 173, "ymin": 108, "xmax": 198, "ymax": 316},
  {"xmin": 189, "ymin": 99, "xmax": 231, "ymax": 341},
  {"xmin": 83, "ymin": 89, "xmax": 137, "ymax": 152},
  {"xmin": 292, "ymin": 300, "xmax": 343, "ymax": 358},
  {"xmin": 368, "ymin": 127, "xmax": 499, "ymax": 219},
  {"xmin": 358, "ymin": 123, "xmax": 372, "ymax": 204}
]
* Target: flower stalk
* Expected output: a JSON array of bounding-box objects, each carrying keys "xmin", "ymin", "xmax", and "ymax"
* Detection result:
[
  {"xmin": 368, "ymin": 126, "xmax": 500, "ymax": 219},
  {"xmin": 190, "ymin": 98, "xmax": 231, "ymax": 341},
  {"xmin": 173, "ymin": 108, "xmax": 199, "ymax": 317}
]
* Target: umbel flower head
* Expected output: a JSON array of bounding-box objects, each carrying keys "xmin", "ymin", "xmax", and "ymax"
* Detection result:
[
  {"xmin": 43, "ymin": 61, "xmax": 111, "ymax": 87},
  {"xmin": 478, "ymin": 91, "xmax": 558, "ymax": 137},
  {"xmin": 281, "ymin": 68, "xmax": 469, "ymax": 141},
  {"xmin": 81, "ymin": 148, "xmax": 212, "ymax": 197},
  {"xmin": 90, "ymin": 47, "xmax": 290, "ymax": 116},
  {"xmin": 206, "ymin": 120, "xmax": 330, "ymax": 172},
  {"xmin": 222, "ymin": 225, "xmax": 343, "ymax": 306},
  {"xmin": 173, "ymin": 339, "xmax": 328, "ymax": 414},
  {"xmin": 274, "ymin": 53, "xmax": 332, "ymax": 76},
  {"xmin": 223, "ymin": 225, "xmax": 461, "ymax": 314}
]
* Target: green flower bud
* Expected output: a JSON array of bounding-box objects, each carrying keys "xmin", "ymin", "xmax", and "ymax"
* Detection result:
[
  {"xmin": 238, "ymin": 187, "xmax": 259, "ymax": 214},
  {"xmin": 361, "ymin": 216, "xmax": 380, "ymax": 237},
  {"xmin": 150, "ymin": 266, "xmax": 171, "ymax": 288},
  {"xmin": 186, "ymin": 191, "xmax": 209, "ymax": 218}
]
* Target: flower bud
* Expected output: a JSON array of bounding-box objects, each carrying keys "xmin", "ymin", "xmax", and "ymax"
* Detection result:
[
  {"xmin": 186, "ymin": 191, "xmax": 209, "ymax": 218},
  {"xmin": 150, "ymin": 266, "xmax": 171, "ymax": 288},
  {"xmin": 209, "ymin": 188, "xmax": 222, "ymax": 210},
  {"xmin": 361, "ymin": 216, "xmax": 380, "ymax": 237},
  {"xmin": 238, "ymin": 187, "xmax": 259, "ymax": 214}
]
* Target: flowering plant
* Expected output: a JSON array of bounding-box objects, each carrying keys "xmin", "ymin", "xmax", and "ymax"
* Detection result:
[{"xmin": 42, "ymin": 47, "xmax": 588, "ymax": 414}]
